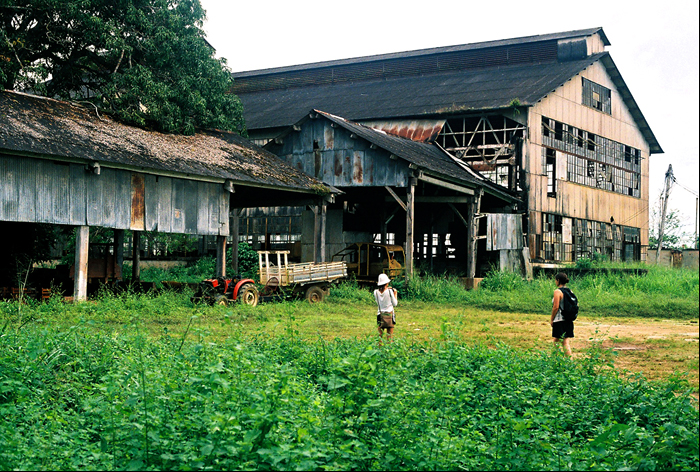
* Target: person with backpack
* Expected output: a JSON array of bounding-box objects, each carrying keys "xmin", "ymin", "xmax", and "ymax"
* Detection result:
[
  {"xmin": 374, "ymin": 273, "xmax": 398, "ymax": 345},
  {"xmin": 550, "ymin": 272, "xmax": 578, "ymax": 356}
]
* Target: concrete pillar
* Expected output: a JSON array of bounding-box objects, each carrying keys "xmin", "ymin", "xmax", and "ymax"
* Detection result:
[{"xmin": 73, "ymin": 226, "xmax": 89, "ymax": 301}]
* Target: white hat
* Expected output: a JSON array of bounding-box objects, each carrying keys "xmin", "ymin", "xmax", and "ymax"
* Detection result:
[{"xmin": 377, "ymin": 273, "xmax": 391, "ymax": 285}]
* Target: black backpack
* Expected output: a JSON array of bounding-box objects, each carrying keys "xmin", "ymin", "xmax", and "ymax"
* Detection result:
[{"xmin": 559, "ymin": 287, "xmax": 579, "ymax": 321}]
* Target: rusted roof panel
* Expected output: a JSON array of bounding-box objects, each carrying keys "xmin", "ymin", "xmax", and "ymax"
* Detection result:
[
  {"xmin": 0, "ymin": 90, "xmax": 329, "ymax": 192},
  {"xmin": 359, "ymin": 119, "xmax": 445, "ymax": 143}
]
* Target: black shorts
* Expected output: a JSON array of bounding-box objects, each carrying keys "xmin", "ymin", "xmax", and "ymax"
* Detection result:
[{"xmin": 552, "ymin": 320, "xmax": 574, "ymax": 339}]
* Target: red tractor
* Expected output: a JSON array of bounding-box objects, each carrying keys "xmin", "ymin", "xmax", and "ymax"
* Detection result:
[{"xmin": 190, "ymin": 276, "xmax": 259, "ymax": 307}]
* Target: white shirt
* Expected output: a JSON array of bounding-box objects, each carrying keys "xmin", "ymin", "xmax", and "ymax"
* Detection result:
[{"xmin": 374, "ymin": 288, "xmax": 398, "ymax": 315}]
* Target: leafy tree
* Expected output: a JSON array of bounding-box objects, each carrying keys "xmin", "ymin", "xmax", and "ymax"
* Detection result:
[
  {"xmin": 649, "ymin": 208, "xmax": 691, "ymax": 250},
  {"xmin": 0, "ymin": 0, "xmax": 244, "ymax": 135}
]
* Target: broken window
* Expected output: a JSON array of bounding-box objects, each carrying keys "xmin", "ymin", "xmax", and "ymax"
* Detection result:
[
  {"xmin": 582, "ymin": 78, "xmax": 611, "ymax": 114},
  {"xmin": 542, "ymin": 116, "xmax": 641, "ymax": 198},
  {"xmin": 546, "ymin": 148, "xmax": 556, "ymax": 196}
]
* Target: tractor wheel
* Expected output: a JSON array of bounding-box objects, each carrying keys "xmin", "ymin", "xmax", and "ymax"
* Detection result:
[
  {"xmin": 213, "ymin": 295, "xmax": 228, "ymax": 306},
  {"xmin": 238, "ymin": 283, "xmax": 259, "ymax": 307},
  {"xmin": 305, "ymin": 285, "xmax": 325, "ymax": 304}
]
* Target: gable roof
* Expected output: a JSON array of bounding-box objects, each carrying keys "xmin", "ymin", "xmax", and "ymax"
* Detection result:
[
  {"xmin": 271, "ymin": 110, "xmax": 520, "ymax": 204},
  {"xmin": 233, "ymin": 27, "xmax": 661, "ymax": 154},
  {"xmin": 238, "ymin": 54, "xmax": 605, "ymax": 130},
  {"xmin": 0, "ymin": 90, "xmax": 331, "ymax": 193}
]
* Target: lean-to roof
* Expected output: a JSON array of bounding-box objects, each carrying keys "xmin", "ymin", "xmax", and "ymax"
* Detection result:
[{"xmin": 0, "ymin": 90, "xmax": 330, "ymax": 192}]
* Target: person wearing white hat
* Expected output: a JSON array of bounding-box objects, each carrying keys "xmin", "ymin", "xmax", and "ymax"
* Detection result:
[{"xmin": 374, "ymin": 273, "xmax": 398, "ymax": 345}]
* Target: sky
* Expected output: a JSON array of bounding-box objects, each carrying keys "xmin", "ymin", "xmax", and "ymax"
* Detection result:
[{"xmin": 199, "ymin": 0, "xmax": 700, "ymax": 244}]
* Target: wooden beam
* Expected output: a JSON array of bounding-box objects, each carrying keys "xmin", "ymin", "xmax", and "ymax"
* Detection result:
[
  {"xmin": 419, "ymin": 175, "xmax": 475, "ymax": 195},
  {"xmin": 387, "ymin": 196, "xmax": 471, "ymax": 204},
  {"xmin": 385, "ymin": 186, "xmax": 407, "ymax": 211},
  {"xmin": 405, "ymin": 178, "xmax": 416, "ymax": 278},
  {"xmin": 448, "ymin": 203, "xmax": 469, "ymax": 228},
  {"xmin": 314, "ymin": 200, "xmax": 327, "ymax": 262},
  {"xmin": 229, "ymin": 208, "xmax": 242, "ymax": 275},
  {"xmin": 132, "ymin": 230, "xmax": 141, "ymax": 282},
  {"xmin": 215, "ymin": 235, "xmax": 227, "ymax": 278}
]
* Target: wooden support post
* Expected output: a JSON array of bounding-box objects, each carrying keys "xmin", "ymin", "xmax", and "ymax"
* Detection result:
[
  {"xmin": 73, "ymin": 226, "xmax": 89, "ymax": 301},
  {"xmin": 405, "ymin": 177, "xmax": 417, "ymax": 278},
  {"xmin": 114, "ymin": 229, "xmax": 124, "ymax": 280},
  {"xmin": 314, "ymin": 200, "xmax": 327, "ymax": 263},
  {"xmin": 215, "ymin": 235, "xmax": 227, "ymax": 278},
  {"xmin": 230, "ymin": 210, "xmax": 240, "ymax": 275},
  {"xmin": 380, "ymin": 204, "xmax": 387, "ymax": 245},
  {"xmin": 466, "ymin": 189, "xmax": 484, "ymax": 278},
  {"xmin": 132, "ymin": 230, "xmax": 141, "ymax": 282}
]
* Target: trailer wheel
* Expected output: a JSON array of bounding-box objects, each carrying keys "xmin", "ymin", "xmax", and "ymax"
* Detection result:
[
  {"xmin": 238, "ymin": 283, "xmax": 259, "ymax": 307},
  {"xmin": 305, "ymin": 285, "xmax": 325, "ymax": 304},
  {"xmin": 214, "ymin": 295, "xmax": 228, "ymax": 306}
]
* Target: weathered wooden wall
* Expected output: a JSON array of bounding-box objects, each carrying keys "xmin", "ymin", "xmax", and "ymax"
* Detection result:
[
  {"xmin": 527, "ymin": 61, "xmax": 650, "ymax": 252},
  {"xmin": 276, "ymin": 119, "xmax": 411, "ymax": 188},
  {"xmin": 0, "ymin": 155, "xmax": 229, "ymax": 235}
]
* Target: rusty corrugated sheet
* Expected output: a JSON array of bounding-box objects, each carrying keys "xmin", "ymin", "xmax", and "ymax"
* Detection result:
[
  {"xmin": 361, "ymin": 119, "xmax": 445, "ymax": 143},
  {"xmin": 130, "ymin": 173, "xmax": 145, "ymax": 231}
]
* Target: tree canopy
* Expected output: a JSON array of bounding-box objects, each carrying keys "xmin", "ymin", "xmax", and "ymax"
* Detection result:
[{"xmin": 0, "ymin": 0, "xmax": 244, "ymax": 135}]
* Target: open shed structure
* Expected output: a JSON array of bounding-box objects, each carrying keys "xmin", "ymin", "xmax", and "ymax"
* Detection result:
[
  {"xmin": 232, "ymin": 27, "xmax": 662, "ymax": 272},
  {"xmin": 265, "ymin": 110, "xmax": 521, "ymax": 277},
  {"xmin": 0, "ymin": 90, "xmax": 333, "ymax": 300}
]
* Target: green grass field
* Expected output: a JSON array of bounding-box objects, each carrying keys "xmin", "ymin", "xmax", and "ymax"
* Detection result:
[{"xmin": 0, "ymin": 265, "xmax": 697, "ymax": 470}]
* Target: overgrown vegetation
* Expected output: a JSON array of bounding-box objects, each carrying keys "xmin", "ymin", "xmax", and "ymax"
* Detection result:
[
  {"xmin": 0, "ymin": 263, "xmax": 697, "ymax": 469},
  {"xmin": 0, "ymin": 318, "xmax": 697, "ymax": 470},
  {"xmin": 335, "ymin": 265, "xmax": 699, "ymax": 320}
]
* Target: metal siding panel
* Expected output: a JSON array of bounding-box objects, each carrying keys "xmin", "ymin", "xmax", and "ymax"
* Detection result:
[
  {"xmin": 205, "ymin": 183, "xmax": 218, "ymax": 235},
  {"xmin": 17, "ymin": 158, "xmax": 37, "ymax": 222},
  {"xmin": 130, "ymin": 173, "xmax": 145, "ymax": 230},
  {"xmin": 144, "ymin": 174, "xmax": 159, "ymax": 231},
  {"xmin": 35, "ymin": 160, "xmax": 53, "ymax": 223},
  {"xmin": 197, "ymin": 181, "xmax": 211, "ymax": 235},
  {"xmin": 0, "ymin": 157, "xmax": 19, "ymax": 221},
  {"xmin": 100, "ymin": 168, "xmax": 117, "ymax": 227},
  {"xmin": 184, "ymin": 179, "xmax": 198, "ymax": 234},
  {"xmin": 157, "ymin": 176, "xmax": 173, "ymax": 233},
  {"xmin": 70, "ymin": 163, "xmax": 87, "ymax": 225},
  {"xmin": 51, "ymin": 162, "xmax": 71, "ymax": 224},
  {"xmin": 171, "ymin": 178, "xmax": 185, "ymax": 233},
  {"xmin": 86, "ymin": 171, "xmax": 104, "ymax": 226},
  {"xmin": 113, "ymin": 170, "xmax": 131, "ymax": 229},
  {"xmin": 352, "ymin": 151, "xmax": 364, "ymax": 184},
  {"xmin": 219, "ymin": 191, "xmax": 229, "ymax": 236}
]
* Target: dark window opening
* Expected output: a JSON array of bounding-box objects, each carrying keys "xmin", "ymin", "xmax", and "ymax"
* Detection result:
[
  {"xmin": 582, "ymin": 78, "xmax": 612, "ymax": 114},
  {"xmin": 546, "ymin": 148, "xmax": 556, "ymax": 196}
]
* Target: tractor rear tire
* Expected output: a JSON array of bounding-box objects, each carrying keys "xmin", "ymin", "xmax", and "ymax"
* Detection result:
[
  {"xmin": 305, "ymin": 285, "xmax": 325, "ymax": 304},
  {"xmin": 238, "ymin": 283, "xmax": 259, "ymax": 307}
]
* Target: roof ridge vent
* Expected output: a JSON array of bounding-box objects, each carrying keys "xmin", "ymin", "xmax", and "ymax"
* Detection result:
[{"xmin": 557, "ymin": 38, "xmax": 588, "ymax": 61}]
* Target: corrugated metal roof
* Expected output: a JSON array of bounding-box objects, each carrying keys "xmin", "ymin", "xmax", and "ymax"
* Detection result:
[
  {"xmin": 239, "ymin": 54, "xmax": 604, "ymax": 129},
  {"xmin": 310, "ymin": 110, "xmax": 519, "ymax": 203},
  {"xmin": 0, "ymin": 90, "xmax": 331, "ymax": 192},
  {"xmin": 232, "ymin": 28, "xmax": 608, "ymax": 78},
  {"xmin": 359, "ymin": 119, "xmax": 445, "ymax": 143}
]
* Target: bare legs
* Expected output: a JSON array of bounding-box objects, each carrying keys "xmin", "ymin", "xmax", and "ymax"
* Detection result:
[{"xmin": 552, "ymin": 337, "xmax": 572, "ymax": 357}]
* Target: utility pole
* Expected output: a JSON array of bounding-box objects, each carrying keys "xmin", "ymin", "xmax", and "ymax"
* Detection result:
[{"xmin": 656, "ymin": 164, "xmax": 674, "ymax": 263}]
